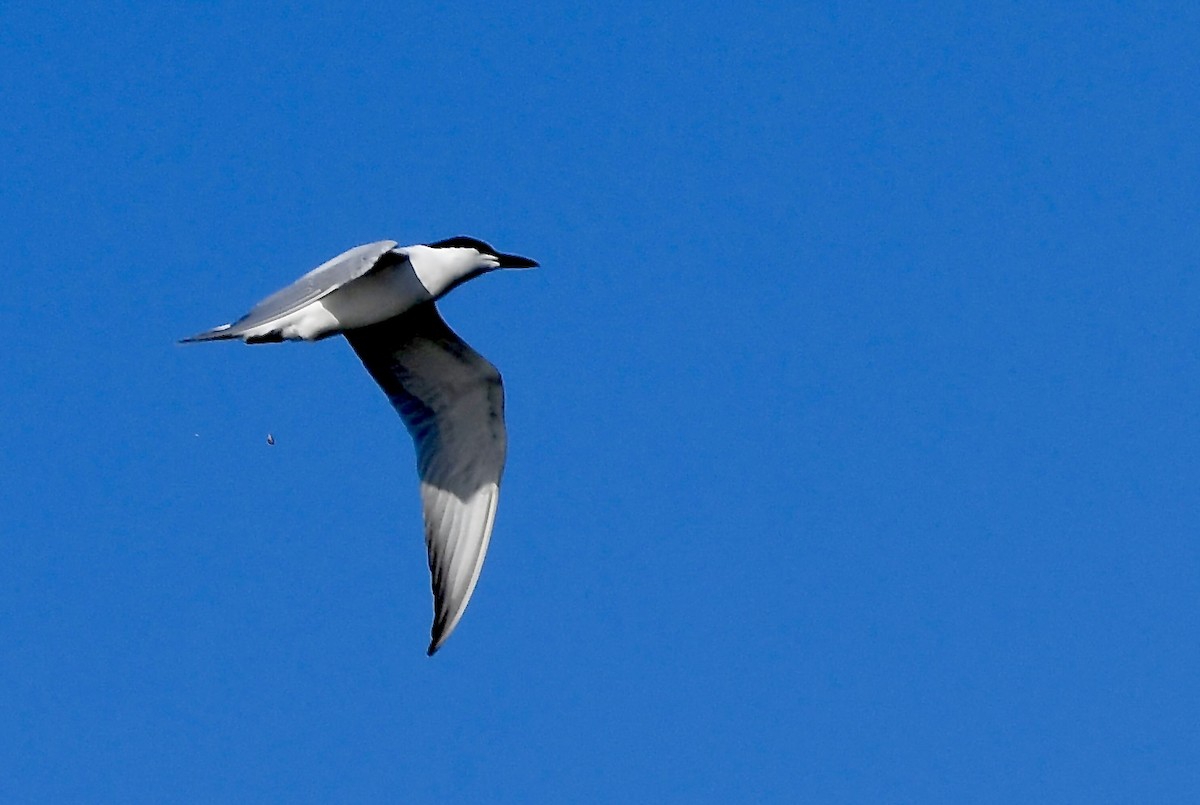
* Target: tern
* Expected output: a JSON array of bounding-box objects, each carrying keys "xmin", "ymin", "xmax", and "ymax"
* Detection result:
[{"xmin": 182, "ymin": 237, "xmax": 538, "ymax": 655}]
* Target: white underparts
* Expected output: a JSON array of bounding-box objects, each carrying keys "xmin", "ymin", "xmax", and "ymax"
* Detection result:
[{"xmin": 241, "ymin": 260, "xmax": 435, "ymax": 342}]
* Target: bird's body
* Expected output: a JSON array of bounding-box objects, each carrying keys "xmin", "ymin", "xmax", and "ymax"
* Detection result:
[{"xmin": 183, "ymin": 237, "xmax": 538, "ymax": 654}]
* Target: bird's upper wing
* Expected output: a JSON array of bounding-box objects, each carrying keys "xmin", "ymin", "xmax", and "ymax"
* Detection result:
[
  {"xmin": 183, "ymin": 240, "xmax": 400, "ymax": 341},
  {"xmin": 344, "ymin": 303, "xmax": 507, "ymax": 655}
]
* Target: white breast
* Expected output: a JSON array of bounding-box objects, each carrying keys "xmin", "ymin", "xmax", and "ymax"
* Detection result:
[
  {"xmin": 236, "ymin": 254, "xmax": 437, "ymax": 342},
  {"xmin": 320, "ymin": 260, "xmax": 434, "ymax": 331}
]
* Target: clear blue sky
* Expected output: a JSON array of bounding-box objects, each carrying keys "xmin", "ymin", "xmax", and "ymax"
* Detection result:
[{"xmin": 3, "ymin": 2, "xmax": 1198, "ymax": 801}]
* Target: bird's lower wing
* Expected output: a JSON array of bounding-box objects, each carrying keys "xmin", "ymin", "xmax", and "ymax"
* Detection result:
[{"xmin": 344, "ymin": 303, "xmax": 507, "ymax": 655}]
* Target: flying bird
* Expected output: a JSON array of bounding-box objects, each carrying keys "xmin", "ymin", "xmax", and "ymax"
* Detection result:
[{"xmin": 182, "ymin": 237, "xmax": 539, "ymax": 654}]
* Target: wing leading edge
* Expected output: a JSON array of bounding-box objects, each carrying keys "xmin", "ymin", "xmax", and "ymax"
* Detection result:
[{"xmin": 182, "ymin": 240, "xmax": 400, "ymax": 342}]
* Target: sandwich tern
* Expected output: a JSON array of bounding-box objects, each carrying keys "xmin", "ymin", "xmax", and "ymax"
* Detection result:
[{"xmin": 182, "ymin": 236, "xmax": 538, "ymax": 655}]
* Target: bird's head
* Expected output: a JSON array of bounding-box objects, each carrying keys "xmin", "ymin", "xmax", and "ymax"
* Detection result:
[
  {"xmin": 407, "ymin": 236, "xmax": 539, "ymax": 298},
  {"xmin": 426, "ymin": 236, "xmax": 538, "ymax": 270}
]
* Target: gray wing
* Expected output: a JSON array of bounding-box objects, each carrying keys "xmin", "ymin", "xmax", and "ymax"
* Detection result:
[
  {"xmin": 345, "ymin": 303, "xmax": 507, "ymax": 655},
  {"xmin": 183, "ymin": 240, "xmax": 399, "ymax": 342}
]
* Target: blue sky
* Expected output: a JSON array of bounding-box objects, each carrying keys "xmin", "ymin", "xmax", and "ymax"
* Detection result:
[{"xmin": 3, "ymin": 1, "xmax": 1198, "ymax": 801}]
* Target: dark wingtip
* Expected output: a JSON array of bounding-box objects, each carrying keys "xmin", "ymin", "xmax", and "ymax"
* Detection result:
[
  {"xmin": 427, "ymin": 622, "xmax": 450, "ymax": 656},
  {"xmin": 179, "ymin": 326, "xmax": 239, "ymax": 343}
]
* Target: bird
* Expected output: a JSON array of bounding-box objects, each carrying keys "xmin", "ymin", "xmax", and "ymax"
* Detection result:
[{"xmin": 182, "ymin": 236, "xmax": 539, "ymax": 655}]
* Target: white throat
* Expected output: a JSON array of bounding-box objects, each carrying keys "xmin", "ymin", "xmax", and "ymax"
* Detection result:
[{"xmin": 406, "ymin": 245, "xmax": 495, "ymax": 299}]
